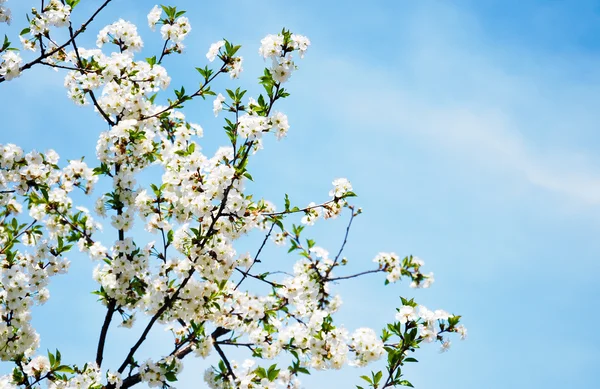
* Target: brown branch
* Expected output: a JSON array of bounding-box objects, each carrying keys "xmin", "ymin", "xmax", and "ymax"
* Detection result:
[
  {"xmin": 235, "ymin": 222, "xmax": 275, "ymax": 289},
  {"xmin": 115, "ymin": 64, "xmax": 284, "ymax": 377},
  {"xmin": 213, "ymin": 341, "xmax": 236, "ymax": 381},
  {"xmin": 120, "ymin": 343, "xmax": 195, "ymax": 389},
  {"xmin": 116, "ymin": 173, "xmax": 243, "ymax": 374},
  {"xmin": 0, "ymin": 220, "xmax": 37, "ymax": 255},
  {"xmin": 96, "ymin": 298, "xmax": 117, "ymax": 367},
  {"xmin": 234, "ymin": 267, "xmax": 281, "ymax": 288},
  {"xmin": 326, "ymin": 268, "xmax": 383, "ymax": 282},
  {"xmin": 140, "ymin": 63, "xmax": 227, "ymax": 120},
  {"xmin": 263, "ymin": 199, "xmax": 335, "ymax": 217},
  {"xmin": 324, "ymin": 209, "xmax": 356, "ymax": 281},
  {"xmin": 39, "ymin": 61, "xmax": 93, "ymax": 72},
  {"xmin": 157, "ymin": 38, "xmax": 170, "ymax": 64},
  {"xmin": 66, "ymin": 15, "xmax": 115, "ymax": 126}
]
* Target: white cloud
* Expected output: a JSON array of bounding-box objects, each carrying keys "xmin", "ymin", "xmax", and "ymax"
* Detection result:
[{"xmin": 301, "ymin": 2, "xmax": 600, "ymax": 205}]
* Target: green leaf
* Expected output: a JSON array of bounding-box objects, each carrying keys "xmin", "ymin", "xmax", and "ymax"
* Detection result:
[
  {"xmin": 66, "ymin": 0, "xmax": 81, "ymax": 8},
  {"xmin": 48, "ymin": 350, "xmax": 55, "ymax": 367},
  {"xmin": 373, "ymin": 371, "xmax": 383, "ymax": 385},
  {"xmin": 267, "ymin": 364, "xmax": 280, "ymax": 381},
  {"xmin": 54, "ymin": 365, "xmax": 75, "ymax": 374},
  {"xmin": 226, "ymin": 88, "xmax": 236, "ymax": 101},
  {"xmin": 146, "ymin": 56, "xmax": 157, "ymax": 66}
]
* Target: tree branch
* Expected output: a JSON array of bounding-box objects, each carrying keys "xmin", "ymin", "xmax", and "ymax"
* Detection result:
[
  {"xmin": 66, "ymin": 15, "xmax": 115, "ymax": 126},
  {"xmin": 96, "ymin": 298, "xmax": 117, "ymax": 367},
  {"xmin": 326, "ymin": 268, "xmax": 383, "ymax": 282},
  {"xmin": 235, "ymin": 222, "xmax": 275, "ymax": 290}
]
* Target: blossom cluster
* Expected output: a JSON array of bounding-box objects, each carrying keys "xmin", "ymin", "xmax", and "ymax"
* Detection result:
[
  {"xmin": 395, "ymin": 302, "xmax": 467, "ymax": 353},
  {"xmin": 97, "ymin": 19, "xmax": 143, "ymax": 52},
  {"xmin": 50, "ymin": 362, "xmax": 103, "ymax": 389},
  {"xmin": 0, "ymin": 0, "xmax": 11, "ymax": 25},
  {"xmin": 147, "ymin": 5, "xmax": 192, "ymax": 54},
  {"xmin": 139, "ymin": 357, "xmax": 183, "ymax": 388},
  {"xmin": 204, "ymin": 359, "xmax": 301, "ymax": 389},
  {"xmin": 0, "ymin": 51, "xmax": 21, "ymax": 81},
  {"xmin": 350, "ymin": 328, "xmax": 386, "ymax": 367},
  {"xmin": 64, "ymin": 47, "xmax": 170, "ymax": 108},
  {"xmin": 259, "ymin": 31, "xmax": 310, "ymax": 83},
  {"xmin": 28, "ymin": 0, "xmax": 71, "ymax": 36},
  {"xmin": 17, "ymin": 0, "xmax": 72, "ymax": 57},
  {"xmin": 160, "ymin": 15, "xmax": 191, "ymax": 45},
  {"xmin": 373, "ymin": 252, "xmax": 434, "ymax": 286},
  {"xmin": 236, "ymin": 110, "xmax": 290, "ymax": 141},
  {"xmin": 147, "ymin": 6, "xmax": 162, "ymax": 31},
  {"xmin": 205, "ymin": 39, "xmax": 243, "ymax": 78},
  {"xmin": 0, "ymin": 3, "xmax": 465, "ymax": 389},
  {"xmin": 0, "ymin": 144, "xmax": 98, "ymax": 361}
]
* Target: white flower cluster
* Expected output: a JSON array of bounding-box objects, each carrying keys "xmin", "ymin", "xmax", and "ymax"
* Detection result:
[
  {"xmin": 350, "ymin": 327, "xmax": 385, "ymax": 367},
  {"xmin": 64, "ymin": 47, "xmax": 170, "ymax": 108},
  {"xmin": 22, "ymin": 355, "xmax": 51, "ymax": 376},
  {"xmin": 92, "ymin": 239, "xmax": 151, "ymax": 307},
  {"xmin": 193, "ymin": 335, "xmax": 213, "ymax": 358},
  {"xmin": 279, "ymin": 311, "xmax": 349, "ymax": 370},
  {"xmin": 49, "ymin": 362, "xmax": 102, "ymax": 389},
  {"xmin": 206, "ymin": 40, "xmax": 225, "ymax": 62},
  {"xmin": 299, "ymin": 179, "xmax": 352, "ymax": 226},
  {"xmin": 139, "ymin": 356, "xmax": 183, "ymax": 388},
  {"xmin": 0, "ymin": 0, "xmax": 11, "ymax": 24},
  {"xmin": 62, "ymin": 159, "xmax": 96, "ymax": 193},
  {"xmin": 258, "ymin": 32, "xmax": 310, "ymax": 83},
  {"xmin": 204, "ymin": 359, "xmax": 301, "ymax": 389},
  {"xmin": 0, "ymin": 51, "xmax": 21, "ymax": 81},
  {"xmin": 0, "ymin": 375, "xmax": 17, "ymax": 389},
  {"xmin": 147, "ymin": 5, "xmax": 162, "ymax": 31},
  {"xmin": 373, "ymin": 253, "xmax": 434, "ymax": 286},
  {"xmin": 329, "ymin": 178, "xmax": 352, "ymax": 198},
  {"xmin": 160, "ymin": 16, "xmax": 191, "ymax": 43},
  {"xmin": 416, "ymin": 306, "xmax": 450, "ymax": 343},
  {"xmin": 213, "ymin": 93, "xmax": 226, "ymax": 116},
  {"xmin": 97, "ymin": 19, "xmax": 143, "ymax": 52},
  {"xmin": 204, "ymin": 39, "xmax": 243, "ymax": 78},
  {"xmin": 144, "ymin": 5, "xmax": 192, "ymax": 55},
  {"xmin": 27, "ymin": 0, "xmax": 71, "ymax": 35},
  {"xmin": 229, "ymin": 56, "xmax": 243, "ymax": 79},
  {"xmin": 0, "ymin": 144, "xmax": 98, "ymax": 361},
  {"xmin": 236, "ymin": 111, "xmax": 290, "ymax": 141},
  {"xmin": 280, "ymin": 258, "xmax": 329, "ymax": 316},
  {"xmin": 0, "ymin": 13, "xmax": 465, "ymax": 388},
  {"xmin": 107, "ymin": 370, "xmax": 123, "ymax": 389},
  {"xmin": 0, "ymin": 357, "xmax": 102, "ymax": 388},
  {"xmin": 395, "ymin": 304, "xmax": 467, "ymax": 352}
]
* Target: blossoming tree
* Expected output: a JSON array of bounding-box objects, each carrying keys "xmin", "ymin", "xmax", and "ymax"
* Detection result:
[{"xmin": 0, "ymin": 1, "xmax": 466, "ymax": 388}]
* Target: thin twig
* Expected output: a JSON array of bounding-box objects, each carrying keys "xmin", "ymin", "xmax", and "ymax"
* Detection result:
[
  {"xmin": 235, "ymin": 222, "xmax": 275, "ymax": 289},
  {"xmin": 326, "ymin": 269, "xmax": 383, "ymax": 282},
  {"xmin": 66, "ymin": 17, "xmax": 115, "ymax": 126}
]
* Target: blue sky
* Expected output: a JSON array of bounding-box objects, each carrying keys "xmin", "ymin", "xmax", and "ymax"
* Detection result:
[{"xmin": 1, "ymin": 0, "xmax": 600, "ymax": 388}]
